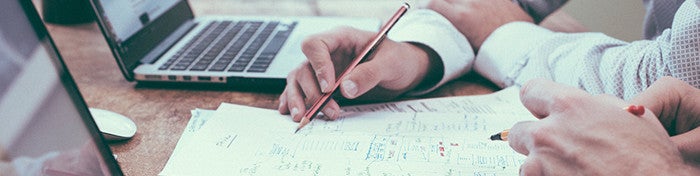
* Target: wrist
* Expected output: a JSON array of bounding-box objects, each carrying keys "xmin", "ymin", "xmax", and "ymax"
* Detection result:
[
  {"xmin": 405, "ymin": 42, "xmax": 443, "ymax": 92},
  {"xmin": 669, "ymin": 162, "xmax": 700, "ymax": 176},
  {"xmin": 637, "ymin": 152, "xmax": 700, "ymax": 176}
]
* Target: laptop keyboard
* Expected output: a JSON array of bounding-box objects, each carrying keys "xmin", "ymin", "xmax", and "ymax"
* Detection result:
[{"xmin": 159, "ymin": 20, "xmax": 296, "ymax": 72}]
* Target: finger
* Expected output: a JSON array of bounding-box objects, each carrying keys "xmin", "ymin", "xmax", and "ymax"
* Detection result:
[
  {"xmin": 280, "ymin": 63, "xmax": 310, "ymax": 115},
  {"xmin": 507, "ymin": 121, "xmax": 538, "ymax": 155},
  {"xmin": 295, "ymin": 63, "xmax": 344, "ymax": 120},
  {"xmin": 337, "ymin": 41, "xmax": 431, "ymax": 100},
  {"xmin": 301, "ymin": 32, "xmax": 338, "ymax": 93},
  {"xmin": 284, "ymin": 70, "xmax": 308, "ymax": 122},
  {"xmin": 426, "ymin": 0, "xmax": 453, "ymax": 16},
  {"xmin": 629, "ymin": 77, "xmax": 680, "ymax": 118},
  {"xmin": 671, "ymin": 128, "xmax": 700, "ymax": 163},
  {"xmin": 631, "ymin": 77, "xmax": 700, "ymax": 163},
  {"xmin": 629, "ymin": 77, "xmax": 696, "ymax": 132},
  {"xmin": 298, "ymin": 63, "xmax": 323, "ymax": 106},
  {"xmin": 588, "ymin": 94, "xmax": 668, "ymax": 134},
  {"xmin": 320, "ymin": 100, "xmax": 342, "ymax": 120},
  {"xmin": 425, "ymin": 0, "xmax": 444, "ymax": 9},
  {"xmin": 519, "ymin": 156, "xmax": 544, "ymax": 176},
  {"xmin": 339, "ymin": 59, "xmax": 385, "ymax": 99},
  {"xmin": 278, "ymin": 90, "xmax": 289, "ymax": 114},
  {"xmin": 301, "ymin": 27, "xmax": 372, "ymax": 93},
  {"xmin": 519, "ymin": 78, "xmax": 589, "ymax": 119}
]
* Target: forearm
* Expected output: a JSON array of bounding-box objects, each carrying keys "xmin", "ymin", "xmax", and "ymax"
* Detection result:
[
  {"xmin": 475, "ymin": 22, "xmax": 695, "ymax": 100},
  {"xmin": 511, "ymin": 0, "xmax": 569, "ymax": 23}
]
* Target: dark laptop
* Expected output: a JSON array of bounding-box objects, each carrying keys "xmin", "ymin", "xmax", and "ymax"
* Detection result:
[
  {"xmin": 88, "ymin": 0, "xmax": 379, "ymax": 88},
  {"xmin": 0, "ymin": 1, "xmax": 122, "ymax": 175}
]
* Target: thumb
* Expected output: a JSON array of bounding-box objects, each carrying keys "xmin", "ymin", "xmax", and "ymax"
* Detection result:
[
  {"xmin": 340, "ymin": 61, "xmax": 384, "ymax": 99},
  {"xmin": 519, "ymin": 78, "xmax": 589, "ymax": 119}
]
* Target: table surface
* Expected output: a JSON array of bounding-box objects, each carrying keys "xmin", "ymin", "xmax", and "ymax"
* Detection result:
[{"xmin": 37, "ymin": 0, "xmax": 585, "ymax": 175}]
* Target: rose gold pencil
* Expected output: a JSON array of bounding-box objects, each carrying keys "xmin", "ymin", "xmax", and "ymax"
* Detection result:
[{"xmin": 295, "ymin": 3, "xmax": 410, "ymax": 133}]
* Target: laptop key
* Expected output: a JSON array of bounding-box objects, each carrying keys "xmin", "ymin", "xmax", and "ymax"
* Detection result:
[
  {"xmin": 190, "ymin": 65, "xmax": 208, "ymax": 71},
  {"xmin": 228, "ymin": 64, "xmax": 247, "ymax": 72},
  {"xmin": 246, "ymin": 65, "xmax": 268, "ymax": 72}
]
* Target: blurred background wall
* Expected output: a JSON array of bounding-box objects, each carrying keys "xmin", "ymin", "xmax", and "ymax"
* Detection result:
[{"xmin": 562, "ymin": 0, "xmax": 646, "ymax": 42}]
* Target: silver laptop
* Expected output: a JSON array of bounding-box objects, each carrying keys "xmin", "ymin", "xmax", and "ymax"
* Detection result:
[
  {"xmin": 89, "ymin": 0, "xmax": 380, "ymax": 88},
  {"xmin": 0, "ymin": 1, "xmax": 122, "ymax": 175}
]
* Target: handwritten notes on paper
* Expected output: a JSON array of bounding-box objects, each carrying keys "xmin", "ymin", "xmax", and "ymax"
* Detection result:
[{"xmin": 160, "ymin": 87, "xmax": 533, "ymax": 176}]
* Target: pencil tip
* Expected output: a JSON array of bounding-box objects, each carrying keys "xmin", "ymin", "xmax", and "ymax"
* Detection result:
[
  {"xmin": 294, "ymin": 117, "xmax": 310, "ymax": 134},
  {"xmin": 489, "ymin": 133, "xmax": 502, "ymax": 141}
]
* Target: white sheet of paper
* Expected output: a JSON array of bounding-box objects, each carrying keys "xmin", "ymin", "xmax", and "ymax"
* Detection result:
[
  {"xmin": 159, "ymin": 108, "xmax": 214, "ymax": 175},
  {"xmin": 341, "ymin": 86, "xmax": 528, "ymax": 115},
  {"xmin": 160, "ymin": 87, "xmax": 534, "ymax": 175}
]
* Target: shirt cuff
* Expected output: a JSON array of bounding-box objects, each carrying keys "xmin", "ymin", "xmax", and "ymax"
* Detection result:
[
  {"xmin": 475, "ymin": 22, "xmax": 554, "ymax": 88},
  {"xmin": 388, "ymin": 9, "xmax": 475, "ymax": 95}
]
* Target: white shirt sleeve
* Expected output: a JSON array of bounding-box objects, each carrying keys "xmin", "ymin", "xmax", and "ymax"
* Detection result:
[
  {"xmin": 388, "ymin": 9, "xmax": 475, "ymax": 95},
  {"xmin": 475, "ymin": 0, "xmax": 700, "ymax": 100}
]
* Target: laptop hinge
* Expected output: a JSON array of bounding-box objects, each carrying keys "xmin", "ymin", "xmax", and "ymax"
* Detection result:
[{"xmin": 140, "ymin": 20, "xmax": 197, "ymax": 64}]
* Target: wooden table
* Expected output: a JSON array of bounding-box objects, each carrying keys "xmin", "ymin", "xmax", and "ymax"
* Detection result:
[{"xmin": 38, "ymin": 0, "xmax": 584, "ymax": 175}]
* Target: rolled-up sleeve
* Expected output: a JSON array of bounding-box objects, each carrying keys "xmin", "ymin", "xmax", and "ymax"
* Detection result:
[
  {"xmin": 476, "ymin": 0, "xmax": 700, "ymax": 100},
  {"xmin": 388, "ymin": 9, "xmax": 474, "ymax": 95}
]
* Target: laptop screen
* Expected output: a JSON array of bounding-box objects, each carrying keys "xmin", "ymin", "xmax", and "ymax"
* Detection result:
[
  {"xmin": 95, "ymin": 0, "xmax": 179, "ymax": 42},
  {"xmin": 91, "ymin": 0, "xmax": 195, "ymax": 80},
  {"xmin": 0, "ymin": 1, "xmax": 122, "ymax": 175}
]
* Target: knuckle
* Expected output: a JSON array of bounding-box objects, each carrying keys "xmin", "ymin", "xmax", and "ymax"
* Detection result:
[
  {"xmin": 426, "ymin": 0, "xmax": 443, "ymax": 8},
  {"xmin": 593, "ymin": 93, "xmax": 616, "ymax": 99},
  {"xmin": 285, "ymin": 65, "xmax": 307, "ymax": 82},
  {"xmin": 304, "ymin": 94, "xmax": 320, "ymax": 107},
  {"xmin": 561, "ymin": 146, "xmax": 586, "ymax": 164},
  {"xmin": 520, "ymin": 78, "xmax": 546, "ymax": 95},
  {"xmin": 285, "ymin": 74, "xmax": 294, "ymax": 83},
  {"xmin": 301, "ymin": 36, "xmax": 323, "ymax": 54},
  {"xmin": 658, "ymin": 76, "xmax": 676, "ymax": 83},
  {"xmin": 529, "ymin": 126, "xmax": 556, "ymax": 147},
  {"xmin": 285, "ymin": 85, "xmax": 300, "ymax": 98},
  {"xmin": 353, "ymin": 66, "xmax": 380, "ymax": 82},
  {"xmin": 465, "ymin": 0, "xmax": 481, "ymax": 7},
  {"xmin": 520, "ymin": 158, "xmax": 544, "ymax": 176},
  {"xmin": 548, "ymin": 93, "xmax": 583, "ymax": 113},
  {"xmin": 334, "ymin": 26, "xmax": 356, "ymax": 33}
]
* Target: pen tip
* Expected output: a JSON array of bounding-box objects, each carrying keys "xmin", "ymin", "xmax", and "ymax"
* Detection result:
[{"xmin": 294, "ymin": 128, "xmax": 300, "ymax": 134}]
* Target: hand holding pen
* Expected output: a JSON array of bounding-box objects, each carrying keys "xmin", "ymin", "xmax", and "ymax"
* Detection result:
[{"xmin": 493, "ymin": 78, "xmax": 700, "ymax": 175}]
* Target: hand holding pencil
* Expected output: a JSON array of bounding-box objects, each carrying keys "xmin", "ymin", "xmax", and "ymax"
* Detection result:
[
  {"xmin": 293, "ymin": 3, "xmax": 410, "ymax": 133},
  {"xmin": 493, "ymin": 78, "xmax": 700, "ymax": 175},
  {"xmin": 279, "ymin": 3, "xmax": 440, "ymax": 131},
  {"xmin": 490, "ymin": 105, "xmax": 645, "ymax": 141}
]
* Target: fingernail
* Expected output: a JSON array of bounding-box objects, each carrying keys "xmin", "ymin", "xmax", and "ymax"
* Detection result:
[
  {"xmin": 319, "ymin": 79, "xmax": 329, "ymax": 92},
  {"xmin": 342, "ymin": 80, "xmax": 358, "ymax": 98},
  {"xmin": 291, "ymin": 107, "xmax": 299, "ymax": 117}
]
